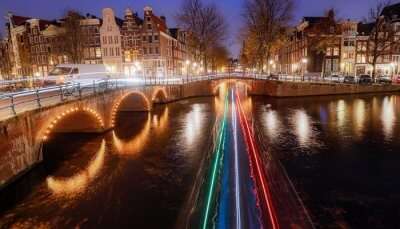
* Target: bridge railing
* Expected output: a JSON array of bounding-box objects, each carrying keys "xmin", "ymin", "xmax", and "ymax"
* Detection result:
[
  {"xmin": 0, "ymin": 73, "xmax": 378, "ymax": 121},
  {"xmin": 0, "ymin": 79, "xmax": 129, "ymax": 121}
]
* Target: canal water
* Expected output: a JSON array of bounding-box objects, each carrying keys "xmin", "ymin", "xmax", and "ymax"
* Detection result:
[{"xmin": 1, "ymin": 90, "xmax": 400, "ymax": 228}]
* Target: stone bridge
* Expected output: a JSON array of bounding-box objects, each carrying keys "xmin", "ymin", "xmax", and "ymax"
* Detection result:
[{"xmin": 1, "ymin": 76, "xmax": 400, "ymax": 188}]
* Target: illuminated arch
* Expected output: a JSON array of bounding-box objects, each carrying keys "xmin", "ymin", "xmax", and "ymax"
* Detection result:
[
  {"xmin": 213, "ymin": 80, "xmax": 252, "ymax": 95},
  {"xmin": 46, "ymin": 139, "xmax": 106, "ymax": 196},
  {"xmin": 151, "ymin": 87, "xmax": 168, "ymax": 104},
  {"xmin": 110, "ymin": 91, "xmax": 151, "ymax": 127},
  {"xmin": 41, "ymin": 107, "xmax": 105, "ymax": 141}
]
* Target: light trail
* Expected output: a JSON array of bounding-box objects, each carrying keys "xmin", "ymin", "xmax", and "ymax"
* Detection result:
[
  {"xmin": 202, "ymin": 91, "xmax": 229, "ymax": 229},
  {"xmin": 232, "ymin": 89, "xmax": 242, "ymax": 229},
  {"xmin": 235, "ymin": 90, "xmax": 280, "ymax": 229}
]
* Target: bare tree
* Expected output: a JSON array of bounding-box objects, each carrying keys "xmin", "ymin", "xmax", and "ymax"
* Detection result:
[
  {"xmin": 367, "ymin": 0, "xmax": 396, "ymax": 80},
  {"xmin": 241, "ymin": 0, "xmax": 294, "ymax": 72},
  {"xmin": 209, "ymin": 44, "xmax": 230, "ymax": 72},
  {"xmin": 177, "ymin": 0, "xmax": 228, "ymax": 72},
  {"xmin": 60, "ymin": 10, "xmax": 86, "ymax": 64}
]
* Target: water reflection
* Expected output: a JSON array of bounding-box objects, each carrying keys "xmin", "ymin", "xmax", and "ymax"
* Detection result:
[
  {"xmin": 183, "ymin": 104, "xmax": 205, "ymax": 148},
  {"xmin": 292, "ymin": 110, "xmax": 311, "ymax": 146},
  {"xmin": 46, "ymin": 140, "xmax": 106, "ymax": 197},
  {"xmin": 112, "ymin": 113, "xmax": 151, "ymax": 156},
  {"xmin": 353, "ymin": 99, "xmax": 366, "ymax": 138},
  {"xmin": 382, "ymin": 96, "xmax": 396, "ymax": 140},
  {"xmin": 263, "ymin": 109, "xmax": 280, "ymax": 140},
  {"xmin": 337, "ymin": 100, "xmax": 346, "ymax": 130}
]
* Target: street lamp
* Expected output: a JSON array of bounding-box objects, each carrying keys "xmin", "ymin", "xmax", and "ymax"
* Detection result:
[
  {"xmin": 185, "ymin": 60, "xmax": 191, "ymax": 83},
  {"xmin": 390, "ymin": 62, "xmax": 396, "ymax": 81},
  {"xmin": 301, "ymin": 58, "xmax": 308, "ymax": 81}
]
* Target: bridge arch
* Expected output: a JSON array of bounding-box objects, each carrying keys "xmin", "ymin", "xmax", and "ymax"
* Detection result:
[
  {"xmin": 110, "ymin": 91, "xmax": 151, "ymax": 127},
  {"xmin": 41, "ymin": 107, "xmax": 105, "ymax": 141},
  {"xmin": 213, "ymin": 80, "xmax": 252, "ymax": 96},
  {"xmin": 151, "ymin": 87, "xmax": 168, "ymax": 104}
]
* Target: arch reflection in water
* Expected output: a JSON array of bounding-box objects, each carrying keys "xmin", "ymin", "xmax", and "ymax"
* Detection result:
[
  {"xmin": 382, "ymin": 96, "xmax": 396, "ymax": 140},
  {"xmin": 112, "ymin": 113, "xmax": 151, "ymax": 156},
  {"xmin": 292, "ymin": 110, "xmax": 311, "ymax": 146},
  {"xmin": 46, "ymin": 139, "xmax": 106, "ymax": 196},
  {"xmin": 112, "ymin": 107, "xmax": 169, "ymax": 156}
]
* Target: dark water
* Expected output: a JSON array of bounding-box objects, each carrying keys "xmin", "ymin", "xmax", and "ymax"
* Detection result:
[
  {"xmin": 0, "ymin": 97, "xmax": 218, "ymax": 228},
  {"xmin": 1, "ymin": 92, "xmax": 400, "ymax": 228},
  {"xmin": 252, "ymin": 93, "xmax": 400, "ymax": 229}
]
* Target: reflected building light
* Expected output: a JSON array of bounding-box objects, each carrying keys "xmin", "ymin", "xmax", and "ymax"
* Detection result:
[
  {"xmin": 294, "ymin": 110, "xmax": 311, "ymax": 146},
  {"xmin": 153, "ymin": 107, "xmax": 169, "ymax": 135},
  {"xmin": 46, "ymin": 140, "xmax": 106, "ymax": 196},
  {"xmin": 184, "ymin": 104, "xmax": 204, "ymax": 148},
  {"xmin": 264, "ymin": 110, "xmax": 280, "ymax": 139},
  {"xmin": 353, "ymin": 99, "xmax": 366, "ymax": 138},
  {"xmin": 113, "ymin": 114, "xmax": 151, "ymax": 156},
  {"xmin": 382, "ymin": 96, "xmax": 395, "ymax": 140},
  {"xmin": 337, "ymin": 100, "xmax": 346, "ymax": 129}
]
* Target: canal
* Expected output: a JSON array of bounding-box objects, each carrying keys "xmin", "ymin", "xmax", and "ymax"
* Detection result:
[{"xmin": 1, "ymin": 89, "xmax": 400, "ymax": 228}]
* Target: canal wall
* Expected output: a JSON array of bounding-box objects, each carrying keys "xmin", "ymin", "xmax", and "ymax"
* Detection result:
[
  {"xmin": 1, "ymin": 78, "xmax": 400, "ymax": 189},
  {"xmin": 250, "ymin": 80, "xmax": 400, "ymax": 97}
]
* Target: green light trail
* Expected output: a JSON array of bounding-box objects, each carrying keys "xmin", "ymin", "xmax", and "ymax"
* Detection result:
[{"xmin": 202, "ymin": 92, "xmax": 229, "ymax": 229}]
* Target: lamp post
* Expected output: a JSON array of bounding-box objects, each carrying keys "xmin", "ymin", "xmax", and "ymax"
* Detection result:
[
  {"xmin": 185, "ymin": 60, "xmax": 190, "ymax": 83},
  {"xmin": 390, "ymin": 62, "xmax": 396, "ymax": 81},
  {"xmin": 301, "ymin": 58, "xmax": 308, "ymax": 81},
  {"xmin": 269, "ymin": 60, "xmax": 275, "ymax": 75}
]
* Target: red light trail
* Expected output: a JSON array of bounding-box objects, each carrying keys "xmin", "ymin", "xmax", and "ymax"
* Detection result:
[{"xmin": 235, "ymin": 89, "xmax": 280, "ymax": 229}]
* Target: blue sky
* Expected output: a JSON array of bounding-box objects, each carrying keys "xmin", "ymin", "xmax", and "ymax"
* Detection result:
[{"xmin": 0, "ymin": 0, "xmax": 385, "ymax": 57}]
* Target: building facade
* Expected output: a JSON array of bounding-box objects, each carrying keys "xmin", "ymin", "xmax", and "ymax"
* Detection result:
[{"xmin": 2, "ymin": 6, "xmax": 190, "ymax": 79}]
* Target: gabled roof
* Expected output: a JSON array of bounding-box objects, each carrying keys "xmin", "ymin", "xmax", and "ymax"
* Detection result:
[
  {"xmin": 303, "ymin": 17, "xmax": 326, "ymax": 24},
  {"xmin": 9, "ymin": 14, "xmax": 31, "ymax": 26},
  {"xmin": 9, "ymin": 13, "xmax": 60, "ymax": 30},
  {"xmin": 150, "ymin": 14, "xmax": 167, "ymax": 33},
  {"xmin": 169, "ymin": 28, "xmax": 178, "ymax": 39},
  {"xmin": 381, "ymin": 3, "xmax": 400, "ymax": 18},
  {"xmin": 115, "ymin": 17, "xmax": 124, "ymax": 27},
  {"xmin": 357, "ymin": 22, "xmax": 375, "ymax": 35}
]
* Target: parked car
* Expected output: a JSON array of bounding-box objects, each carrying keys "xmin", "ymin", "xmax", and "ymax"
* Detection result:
[
  {"xmin": 377, "ymin": 75, "xmax": 392, "ymax": 84},
  {"xmin": 344, "ymin": 75, "xmax": 356, "ymax": 84},
  {"xmin": 329, "ymin": 74, "xmax": 342, "ymax": 83},
  {"xmin": 358, "ymin": 75, "xmax": 372, "ymax": 84},
  {"xmin": 48, "ymin": 64, "xmax": 111, "ymax": 84},
  {"xmin": 395, "ymin": 75, "xmax": 400, "ymax": 84},
  {"xmin": 267, "ymin": 74, "xmax": 279, "ymax": 80}
]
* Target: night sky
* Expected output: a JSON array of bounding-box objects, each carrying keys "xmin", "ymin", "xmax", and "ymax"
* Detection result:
[{"xmin": 0, "ymin": 0, "xmax": 384, "ymax": 56}]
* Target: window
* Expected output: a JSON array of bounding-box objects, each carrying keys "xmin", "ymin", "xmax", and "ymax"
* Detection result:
[
  {"xmin": 103, "ymin": 48, "xmax": 108, "ymax": 57},
  {"xmin": 147, "ymin": 24, "xmax": 152, "ymax": 30},
  {"xmin": 143, "ymin": 36, "xmax": 147, "ymax": 42},
  {"xmin": 154, "ymin": 35, "xmax": 159, "ymax": 41},
  {"xmin": 116, "ymin": 47, "xmax": 120, "ymax": 56},
  {"xmin": 149, "ymin": 47, "xmax": 153, "ymax": 54},
  {"xmin": 155, "ymin": 47, "xmax": 159, "ymax": 54},
  {"xmin": 143, "ymin": 47, "xmax": 147, "ymax": 54},
  {"xmin": 356, "ymin": 54, "xmax": 366, "ymax": 63},
  {"xmin": 96, "ymin": 48, "xmax": 101, "ymax": 58},
  {"xmin": 326, "ymin": 48, "xmax": 332, "ymax": 56},
  {"xmin": 110, "ymin": 47, "xmax": 114, "ymax": 56},
  {"xmin": 114, "ymin": 36, "xmax": 119, "ymax": 44},
  {"xmin": 108, "ymin": 36, "xmax": 113, "ymax": 44},
  {"xmin": 148, "ymin": 36, "xmax": 153, "ymax": 43},
  {"xmin": 333, "ymin": 47, "xmax": 339, "ymax": 56}
]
